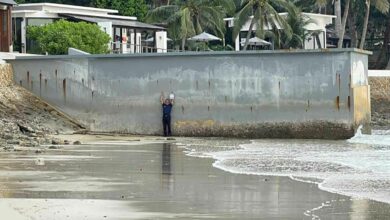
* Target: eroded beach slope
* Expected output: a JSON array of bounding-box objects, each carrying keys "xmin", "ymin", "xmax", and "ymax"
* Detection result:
[{"xmin": 0, "ymin": 64, "xmax": 83, "ymax": 151}]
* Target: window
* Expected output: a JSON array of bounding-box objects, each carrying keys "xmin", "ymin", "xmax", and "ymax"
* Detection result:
[{"xmin": 12, "ymin": 18, "xmax": 22, "ymax": 52}]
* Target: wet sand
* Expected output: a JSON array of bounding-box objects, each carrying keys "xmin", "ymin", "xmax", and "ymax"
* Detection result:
[{"xmin": 0, "ymin": 137, "xmax": 389, "ymax": 219}]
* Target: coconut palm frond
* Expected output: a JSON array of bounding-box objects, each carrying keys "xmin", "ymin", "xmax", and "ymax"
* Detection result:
[
  {"xmin": 372, "ymin": 0, "xmax": 390, "ymax": 13},
  {"xmin": 145, "ymin": 5, "xmax": 179, "ymax": 23}
]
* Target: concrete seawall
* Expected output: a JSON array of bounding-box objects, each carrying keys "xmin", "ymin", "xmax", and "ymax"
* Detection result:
[{"xmin": 8, "ymin": 49, "xmax": 372, "ymax": 139}]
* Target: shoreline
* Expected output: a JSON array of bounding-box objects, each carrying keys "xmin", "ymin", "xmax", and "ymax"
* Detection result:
[
  {"xmin": 3, "ymin": 132, "xmax": 390, "ymax": 207},
  {"xmin": 0, "ymin": 135, "xmax": 390, "ymax": 219},
  {"xmin": 17, "ymin": 133, "xmax": 390, "ymax": 206},
  {"xmin": 177, "ymin": 136, "xmax": 390, "ymax": 206}
]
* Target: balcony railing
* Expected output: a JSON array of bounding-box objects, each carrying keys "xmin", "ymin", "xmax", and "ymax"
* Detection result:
[{"xmin": 110, "ymin": 42, "xmax": 168, "ymax": 54}]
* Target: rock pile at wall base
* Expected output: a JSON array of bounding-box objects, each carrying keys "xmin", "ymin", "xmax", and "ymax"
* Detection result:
[
  {"xmin": 369, "ymin": 77, "xmax": 390, "ymax": 129},
  {"xmin": 0, "ymin": 64, "xmax": 13, "ymax": 87},
  {"xmin": 173, "ymin": 120, "xmax": 354, "ymax": 140},
  {"xmin": 0, "ymin": 64, "xmax": 83, "ymax": 151}
]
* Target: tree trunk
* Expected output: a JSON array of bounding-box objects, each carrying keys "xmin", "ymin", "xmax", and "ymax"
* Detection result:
[
  {"xmin": 348, "ymin": 2, "xmax": 358, "ymax": 48},
  {"xmin": 338, "ymin": 0, "xmax": 351, "ymax": 48},
  {"xmin": 334, "ymin": 0, "xmax": 342, "ymax": 37},
  {"xmin": 360, "ymin": 0, "xmax": 371, "ymax": 49},
  {"xmin": 181, "ymin": 38, "xmax": 186, "ymax": 51},
  {"xmin": 243, "ymin": 18, "xmax": 256, "ymax": 51},
  {"xmin": 386, "ymin": 54, "xmax": 390, "ymax": 69},
  {"xmin": 375, "ymin": 15, "xmax": 390, "ymax": 68}
]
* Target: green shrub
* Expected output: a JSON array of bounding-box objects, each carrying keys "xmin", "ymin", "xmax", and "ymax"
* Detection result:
[{"xmin": 27, "ymin": 20, "xmax": 111, "ymax": 55}]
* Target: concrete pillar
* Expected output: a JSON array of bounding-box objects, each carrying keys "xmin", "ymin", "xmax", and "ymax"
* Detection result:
[
  {"xmin": 235, "ymin": 35, "xmax": 240, "ymax": 51},
  {"xmin": 21, "ymin": 17, "xmax": 26, "ymax": 53},
  {"xmin": 155, "ymin": 31, "xmax": 167, "ymax": 53},
  {"xmin": 130, "ymin": 30, "xmax": 134, "ymax": 53},
  {"xmin": 136, "ymin": 32, "xmax": 141, "ymax": 53},
  {"xmin": 121, "ymin": 28, "xmax": 128, "ymax": 54},
  {"xmin": 323, "ymin": 31, "xmax": 327, "ymax": 49},
  {"xmin": 97, "ymin": 21, "xmax": 112, "ymax": 52}
]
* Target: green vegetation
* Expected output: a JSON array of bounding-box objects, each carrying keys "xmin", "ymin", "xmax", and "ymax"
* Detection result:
[
  {"xmin": 146, "ymin": 0, "xmax": 235, "ymax": 50},
  {"xmin": 92, "ymin": 0, "xmax": 148, "ymax": 21},
  {"xmin": 276, "ymin": 5, "xmax": 314, "ymax": 49},
  {"xmin": 233, "ymin": 0, "xmax": 292, "ymax": 50},
  {"xmin": 17, "ymin": 0, "xmax": 390, "ymax": 67},
  {"xmin": 27, "ymin": 20, "xmax": 111, "ymax": 55}
]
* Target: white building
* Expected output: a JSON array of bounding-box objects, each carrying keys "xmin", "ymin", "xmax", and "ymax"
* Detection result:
[
  {"xmin": 12, "ymin": 3, "xmax": 167, "ymax": 54},
  {"xmin": 224, "ymin": 13, "xmax": 335, "ymax": 51}
]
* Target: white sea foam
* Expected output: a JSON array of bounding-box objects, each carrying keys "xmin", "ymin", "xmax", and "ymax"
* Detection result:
[{"xmin": 182, "ymin": 130, "xmax": 390, "ymax": 204}]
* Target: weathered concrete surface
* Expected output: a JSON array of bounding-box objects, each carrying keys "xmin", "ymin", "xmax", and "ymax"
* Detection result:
[{"xmin": 8, "ymin": 49, "xmax": 372, "ymax": 139}]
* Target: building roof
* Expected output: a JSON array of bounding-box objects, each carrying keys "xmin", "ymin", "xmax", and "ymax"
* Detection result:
[
  {"xmin": 0, "ymin": 0, "xmax": 16, "ymax": 5},
  {"xmin": 15, "ymin": 3, "xmax": 117, "ymax": 14},
  {"xmin": 224, "ymin": 12, "xmax": 335, "ymax": 31},
  {"xmin": 61, "ymin": 14, "xmax": 165, "ymax": 31}
]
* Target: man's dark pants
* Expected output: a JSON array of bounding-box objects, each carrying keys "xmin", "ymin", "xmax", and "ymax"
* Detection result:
[{"xmin": 163, "ymin": 115, "xmax": 171, "ymax": 136}]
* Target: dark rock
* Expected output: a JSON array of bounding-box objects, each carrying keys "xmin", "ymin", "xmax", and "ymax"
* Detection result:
[
  {"xmin": 3, "ymin": 146, "xmax": 14, "ymax": 151},
  {"xmin": 35, "ymin": 149, "xmax": 42, "ymax": 154},
  {"xmin": 129, "ymin": 139, "xmax": 140, "ymax": 142},
  {"xmin": 2, "ymin": 134, "xmax": 14, "ymax": 140},
  {"xmin": 51, "ymin": 139, "xmax": 60, "ymax": 145},
  {"xmin": 64, "ymin": 140, "xmax": 70, "ymax": 145},
  {"xmin": 28, "ymin": 133, "xmax": 38, "ymax": 138},
  {"xmin": 73, "ymin": 141, "xmax": 81, "ymax": 145},
  {"xmin": 48, "ymin": 146, "xmax": 59, "ymax": 149},
  {"xmin": 6, "ymin": 140, "xmax": 20, "ymax": 145},
  {"xmin": 17, "ymin": 123, "xmax": 34, "ymax": 134}
]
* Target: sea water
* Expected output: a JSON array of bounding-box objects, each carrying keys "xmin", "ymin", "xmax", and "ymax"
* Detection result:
[{"xmin": 179, "ymin": 128, "xmax": 390, "ymax": 204}]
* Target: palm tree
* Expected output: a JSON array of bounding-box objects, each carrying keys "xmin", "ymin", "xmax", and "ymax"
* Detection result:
[
  {"xmin": 360, "ymin": 0, "xmax": 389, "ymax": 49},
  {"xmin": 335, "ymin": 0, "xmax": 351, "ymax": 47},
  {"xmin": 297, "ymin": 0, "xmax": 351, "ymax": 48},
  {"xmin": 281, "ymin": 6, "xmax": 315, "ymax": 49},
  {"xmin": 234, "ymin": 0, "xmax": 292, "ymax": 50},
  {"xmin": 146, "ymin": 0, "xmax": 235, "ymax": 51}
]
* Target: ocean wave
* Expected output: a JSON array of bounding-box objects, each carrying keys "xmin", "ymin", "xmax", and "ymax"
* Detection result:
[{"xmin": 179, "ymin": 131, "xmax": 390, "ymax": 204}]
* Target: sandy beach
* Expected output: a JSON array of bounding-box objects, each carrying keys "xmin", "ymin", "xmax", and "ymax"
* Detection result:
[{"xmin": 0, "ymin": 135, "xmax": 389, "ymax": 219}]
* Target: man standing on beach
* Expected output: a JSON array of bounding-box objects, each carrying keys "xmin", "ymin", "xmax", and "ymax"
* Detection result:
[{"xmin": 160, "ymin": 92, "xmax": 174, "ymax": 136}]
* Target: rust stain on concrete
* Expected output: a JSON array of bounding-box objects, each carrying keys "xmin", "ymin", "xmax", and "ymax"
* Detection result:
[
  {"xmin": 26, "ymin": 71, "xmax": 30, "ymax": 85},
  {"xmin": 63, "ymin": 79, "xmax": 67, "ymax": 103},
  {"xmin": 336, "ymin": 96, "xmax": 340, "ymax": 111},
  {"xmin": 347, "ymin": 96, "xmax": 351, "ymax": 111}
]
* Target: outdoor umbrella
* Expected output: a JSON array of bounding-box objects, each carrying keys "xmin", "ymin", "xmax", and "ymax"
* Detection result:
[
  {"xmin": 144, "ymin": 37, "xmax": 173, "ymax": 42},
  {"xmin": 187, "ymin": 32, "xmax": 221, "ymax": 51},
  {"xmin": 187, "ymin": 32, "xmax": 222, "ymax": 42},
  {"xmin": 247, "ymin": 37, "xmax": 272, "ymax": 46}
]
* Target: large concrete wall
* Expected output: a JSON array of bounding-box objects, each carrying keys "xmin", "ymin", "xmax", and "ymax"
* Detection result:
[{"xmin": 8, "ymin": 49, "xmax": 371, "ymax": 139}]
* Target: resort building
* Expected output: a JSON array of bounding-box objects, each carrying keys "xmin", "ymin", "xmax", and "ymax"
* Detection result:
[
  {"xmin": 12, "ymin": 3, "xmax": 167, "ymax": 54},
  {"xmin": 224, "ymin": 13, "xmax": 336, "ymax": 51},
  {"xmin": 0, "ymin": 0, "xmax": 15, "ymax": 52}
]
